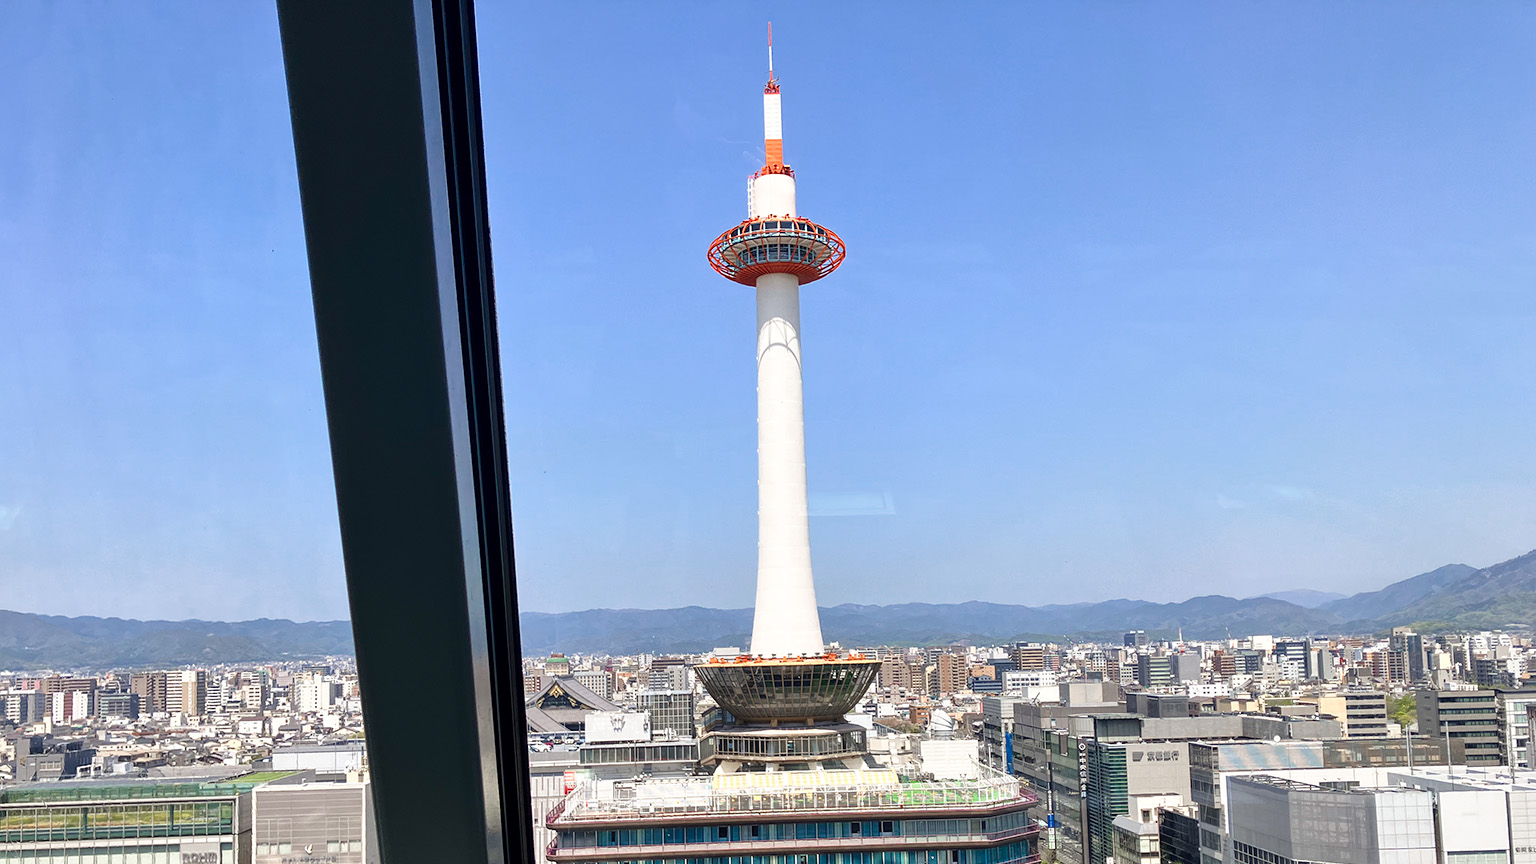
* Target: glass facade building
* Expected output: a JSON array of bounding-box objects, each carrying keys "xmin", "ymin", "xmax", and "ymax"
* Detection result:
[{"xmin": 0, "ymin": 778, "xmax": 260, "ymax": 864}]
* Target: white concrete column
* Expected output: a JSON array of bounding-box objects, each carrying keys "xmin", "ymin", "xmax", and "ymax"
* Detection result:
[
  {"xmin": 750, "ymin": 173, "xmax": 797, "ymax": 219},
  {"xmin": 751, "ymin": 271, "xmax": 825, "ymax": 657}
]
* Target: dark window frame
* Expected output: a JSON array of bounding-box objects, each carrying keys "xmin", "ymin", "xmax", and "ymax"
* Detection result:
[{"xmin": 277, "ymin": 0, "xmax": 531, "ymax": 861}]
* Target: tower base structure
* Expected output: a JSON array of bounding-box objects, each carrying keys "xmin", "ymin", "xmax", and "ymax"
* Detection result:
[
  {"xmin": 695, "ymin": 654, "xmax": 880, "ymax": 771},
  {"xmin": 700, "ymin": 721, "xmax": 870, "ymax": 771}
]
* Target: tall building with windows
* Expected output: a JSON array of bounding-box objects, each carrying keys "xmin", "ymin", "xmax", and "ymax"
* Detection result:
[
  {"xmin": 165, "ymin": 670, "xmax": 208, "ymax": 717},
  {"xmin": 41, "ymin": 677, "xmax": 95, "ymax": 722},
  {"xmin": 1495, "ymin": 688, "xmax": 1536, "ymax": 769},
  {"xmin": 1391, "ymin": 627, "xmax": 1428, "ymax": 683},
  {"xmin": 1416, "ymin": 690, "xmax": 1500, "ymax": 766},
  {"xmin": 0, "ymin": 689, "xmax": 45, "ymax": 724},
  {"xmin": 937, "ymin": 652, "xmax": 970, "ymax": 697},
  {"xmin": 130, "ymin": 672, "xmax": 168, "ymax": 715},
  {"xmin": 1013, "ymin": 643, "xmax": 1048, "ymax": 672},
  {"xmin": 1305, "ymin": 692, "xmax": 1389, "ymax": 739},
  {"xmin": 547, "ymin": 37, "xmax": 1038, "ymax": 864}
]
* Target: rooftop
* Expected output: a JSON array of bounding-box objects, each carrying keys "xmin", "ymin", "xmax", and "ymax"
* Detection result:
[
  {"xmin": 0, "ymin": 771, "xmax": 300, "ymax": 804},
  {"xmin": 549, "ymin": 766, "xmax": 1032, "ymax": 826},
  {"xmin": 1388, "ymin": 766, "xmax": 1536, "ymax": 793}
]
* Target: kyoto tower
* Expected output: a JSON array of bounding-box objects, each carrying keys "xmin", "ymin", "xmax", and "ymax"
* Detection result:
[{"xmin": 698, "ymin": 31, "xmax": 877, "ymax": 763}]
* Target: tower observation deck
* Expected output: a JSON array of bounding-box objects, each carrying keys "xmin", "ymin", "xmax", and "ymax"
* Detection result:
[{"xmin": 696, "ymin": 30, "xmax": 877, "ymax": 760}]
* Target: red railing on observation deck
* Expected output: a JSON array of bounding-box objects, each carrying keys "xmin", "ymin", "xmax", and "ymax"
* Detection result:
[{"xmin": 708, "ymin": 217, "xmax": 845, "ymax": 286}]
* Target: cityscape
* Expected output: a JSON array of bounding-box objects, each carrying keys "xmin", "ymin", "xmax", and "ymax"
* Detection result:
[
  {"xmin": 7, "ymin": 7, "xmax": 1536, "ymax": 864},
  {"xmin": 12, "ymin": 616, "xmax": 1536, "ymax": 864}
]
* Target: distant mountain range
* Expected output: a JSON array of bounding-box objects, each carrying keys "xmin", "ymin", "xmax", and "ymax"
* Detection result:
[
  {"xmin": 519, "ymin": 551, "xmax": 1536, "ymax": 655},
  {"xmin": 0, "ymin": 612, "xmax": 355, "ymax": 671},
  {"xmin": 4, "ymin": 549, "xmax": 1535, "ymax": 668}
]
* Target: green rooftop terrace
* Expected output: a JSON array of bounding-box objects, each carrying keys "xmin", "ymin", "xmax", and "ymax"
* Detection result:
[{"xmin": 0, "ymin": 771, "xmax": 299, "ymax": 804}]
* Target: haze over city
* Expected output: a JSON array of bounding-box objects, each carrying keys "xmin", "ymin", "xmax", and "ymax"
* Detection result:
[{"xmin": 4, "ymin": 4, "xmax": 1536, "ymax": 621}]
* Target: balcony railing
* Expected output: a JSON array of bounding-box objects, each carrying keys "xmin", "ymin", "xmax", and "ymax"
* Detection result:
[{"xmin": 551, "ymin": 768, "xmax": 1033, "ymax": 825}]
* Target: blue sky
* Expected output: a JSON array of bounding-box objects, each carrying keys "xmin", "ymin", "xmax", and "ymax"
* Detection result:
[{"xmin": 3, "ymin": 5, "xmax": 1536, "ymax": 621}]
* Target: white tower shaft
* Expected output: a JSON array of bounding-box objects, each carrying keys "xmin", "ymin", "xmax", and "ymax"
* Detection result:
[{"xmin": 751, "ymin": 271, "xmax": 823, "ymax": 657}]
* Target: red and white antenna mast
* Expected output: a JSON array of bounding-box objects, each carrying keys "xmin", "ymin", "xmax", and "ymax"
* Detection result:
[{"xmin": 763, "ymin": 23, "xmax": 783, "ymax": 170}]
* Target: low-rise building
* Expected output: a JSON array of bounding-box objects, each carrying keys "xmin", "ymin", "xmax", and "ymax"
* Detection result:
[
  {"xmin": 0, "ymin": 772, "xmax": 263, "ymax": 864},
  {"xmin": 252, "ymin": 776, "xmax": 374, "ymax": 864},
  {"xmin": 547, "ymin": 767, "xmax": 1039, "ymax": 864}
]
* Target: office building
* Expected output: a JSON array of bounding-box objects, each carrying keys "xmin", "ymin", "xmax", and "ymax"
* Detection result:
[
  {"xmin": 1011, "ymin": 682, "xmax": 1124, "ymax": 864},
  {"xmin": 1171, "ymin": 653, "xmax": 1201, "ymax": 684},
  {"xmin": 1158, "ymin": 806, "xmax": 1201, "ymax": 864},
  {"xmin": 981, "ymin": 696, "xmax": 1024, "ymax": 773},
  {"xmin": 573, "ymin": 669, "xmax": 612, "ymax": 701},
  {"xmin": 1014, "ymin": 643, "xmax": 1048, "ymax": 672},
  {"xmin": 1496, "ymin": 689, "xmax": 1536, "ymax": 768},
  {"xmin": 1391, "ymin": 627, "xmax": 1428, "ymax": 683},
  {"xmin": 1114, "ymin": 800, "xmax": 1190, "ymax": 864},
  {"xmin": 646, "ymin": 657, "xmax": 690, "ymax": 693},
  {"xmin": 166, "ymin": 670, "xmax": 208, "ymax": 717},
  {"xmin": 1125, "ymin": 694, "xmax": 1191, "ymax": 719},
  {"xmin": 1226, "ymin": 774, "xmax": 1434, "ymax": 864},
  {"xmin": 934, "ymin": 652, "xmax": 969, "ymax": 696},
  {"xmin": 1019, "ymin": 698, "xmax": 1352, "ymax": 864},
  {"xmin": 95, "ymin": 691, "xmax": 141, "ymax": 720},
  {"xmin": 1272, "ymin": 641, "xmax": 1311, "ymax": 681},
  {"xmin": 1189, "ymin": 737, "xmax": 1467, "ymax": 864},
  {"xmin": 50, "ymin": 689, "xmax": 93, "ymax": 723},
  {"xmin": 40, "ymin": 677, "xmax": 95, "ymax": 722},
  {"xmin": 0, "ymin": 689, "xmax": 44, "ymax": 724},
  {"xmin": 1138, "ymin": 655, "xmax": 1175, "ymax": 688},
  {"xmin": 1113, "ymin": 814, "xmax": 1162, "ymax": 864},
  {"xmin": 1304, "ymin": 691, "xmax": 1389, "ymax": 738},
  {"xmin": 1207, "ymin": 766, "xmax": 1536, "ymax": 864},
  {"xmin": 879, "ymin": 656, "xmax": 925, "ymax": 692},
  {"xmin": 1135, "ymin": 655, "xmax": 1199, "ymax": 688},
  {"xmin": 631, "ymin": 689, "xmax": 695, "ymax": 739},
  {"xmin": 1126, "ymin": 632, "xmax": 1150, "ymax": 650},
  {"xmin": 292, "ymin": 672, "xmax": 341, "ymax": 713},
  {"xmin": 0, "ymin": 773, "xmax": 261, "ymax": 863},
  {"xmin": 1084, "ymin": 739, "xmax": 1191, "ymax": 864},
  {"xmin": 972, "ymin": 676, "xmax": 1005, "ymax": 695},
  {"xmin": 1416, "ymin": 690, "xmax": 1500, "ymax": 766}
]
